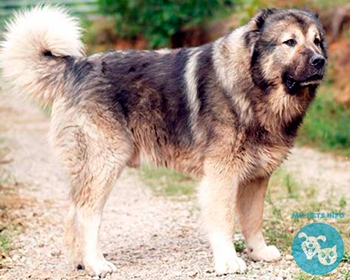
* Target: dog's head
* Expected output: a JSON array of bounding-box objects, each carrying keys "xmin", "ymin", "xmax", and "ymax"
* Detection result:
[
  {"xmin": 298, "ymin": 232, "xmax": 326, "ymax": 250},
  {"xmin": 245, "ymin": 9, "xmax": 327, "ymax": 95}
]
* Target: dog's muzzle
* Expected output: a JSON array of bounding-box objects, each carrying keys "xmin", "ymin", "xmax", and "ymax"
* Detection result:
[{"xmin": 310, "ymin": 54, "xmax": 325, "ymax": 70}]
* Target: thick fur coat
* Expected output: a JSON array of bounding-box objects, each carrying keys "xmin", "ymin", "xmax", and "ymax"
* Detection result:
[{"xmin": 0, "ymin": 6, "xmax": 326, "ymax": 277}]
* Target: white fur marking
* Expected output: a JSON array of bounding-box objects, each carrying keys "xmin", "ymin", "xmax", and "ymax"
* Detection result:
[
  {"xmin": 185, "ymin": 50, "xmax": 201, "ymax": 133},
  {"xmin": 155, "ymin": 49, "xmax": 172, "ymax": 55},
  {"xmin": 212, "ymin": 33, "xmax": 254, "ymax": 124}
]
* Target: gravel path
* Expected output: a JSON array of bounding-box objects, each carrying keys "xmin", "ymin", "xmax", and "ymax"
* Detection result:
[{"xmin": 0, "ymin": 90, "xmax": 349, "ymax": 280}]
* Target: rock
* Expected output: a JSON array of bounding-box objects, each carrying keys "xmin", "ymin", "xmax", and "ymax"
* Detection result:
[{"xmin": 285, "ymin": 254, "xmax": 294, "ymax": 261}]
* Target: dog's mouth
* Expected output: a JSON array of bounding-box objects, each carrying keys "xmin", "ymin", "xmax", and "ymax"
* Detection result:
[{"xmin": 284, "ymin": 73, "xmax": 324, "ymax": 93}]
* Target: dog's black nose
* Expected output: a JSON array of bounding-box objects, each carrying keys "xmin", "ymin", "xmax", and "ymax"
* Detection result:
[{"xmin": 310, "ymin": 54, "xmax": 325, "ymax": 69}]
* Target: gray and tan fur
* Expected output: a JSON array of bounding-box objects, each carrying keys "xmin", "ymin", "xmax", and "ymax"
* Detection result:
[{"xmin": 0, "ymin": 6, "xmax": 327, "ymax": 278}]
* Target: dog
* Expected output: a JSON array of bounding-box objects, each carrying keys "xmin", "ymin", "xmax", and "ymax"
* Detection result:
[
  {"xmin": 298, "ymin": 232, "xmax": 327, "ymax": 260},
  {"xmin": 0, "ymin": 6, "xmax": 327, "ymax": 278}
]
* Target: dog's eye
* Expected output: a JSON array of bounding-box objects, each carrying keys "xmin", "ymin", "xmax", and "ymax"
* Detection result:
[
  {"xmin": 314, "ymin": 38, "xmax": 321, "ymax": 46},
  {"xmin": 283, "ymin": 39, "xmax": 297, "ymax": 47}
]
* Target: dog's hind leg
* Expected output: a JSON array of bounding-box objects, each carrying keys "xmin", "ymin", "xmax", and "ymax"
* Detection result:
[
  {"xmin": 236, "ymin": 178, "xmax": 281, "ymax": 262},
  {"xmin": 51, "ymin": 108, "xmax": 133, "ymax": 277},
  {"xmin": 198, "ymin": 159, "xmax": 246, "ymax": 275}
]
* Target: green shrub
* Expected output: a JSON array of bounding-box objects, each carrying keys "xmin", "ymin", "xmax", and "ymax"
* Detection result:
[
  {"xmin": 98, "ymin": 0, "xmax": 235, "ymax": 48},
  {"xmin": 297, "ymin": 86, "xmax": 350, "ymax": 156}
]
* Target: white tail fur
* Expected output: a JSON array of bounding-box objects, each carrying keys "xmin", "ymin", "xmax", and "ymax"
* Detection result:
[{"xmin": 0, "ymin": 5, "xmax": 85, "ymax": 105}]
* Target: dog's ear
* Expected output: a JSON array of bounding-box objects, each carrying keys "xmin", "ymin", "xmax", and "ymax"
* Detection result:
[
  {"xmin": 302, "ymin": 9, "xmax": 319, "ymax": 19},
  {"xmin": 298, "ymin": 232, "xmax": 308, "ymax": 239},
  {"xmin": 244, "ymin": 9, "xmax": 278, "ymax": 53},
  {"xmin": 317, "ymin": 235, "xmax": 327, "ymax": 242},
  {"xmin": 252, "ymin": 8, "xmax": 278, "ymax": 29}
]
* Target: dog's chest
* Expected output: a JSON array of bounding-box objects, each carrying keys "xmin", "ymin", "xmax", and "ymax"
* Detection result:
[{"xmin": 243, "ymin": 143, "xmax": 290, "ymax": 180}]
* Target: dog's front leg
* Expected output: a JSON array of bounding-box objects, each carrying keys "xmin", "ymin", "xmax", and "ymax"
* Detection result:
[
  {"xmin": 236, "ymin": 177, "xmax": 281, "ymax": 262},
  {"xmin": 198, "ymin": 162, "xmax": 246, "ymax": 275}
]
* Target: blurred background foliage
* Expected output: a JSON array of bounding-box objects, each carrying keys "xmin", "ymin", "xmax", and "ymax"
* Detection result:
[
  {"xmin": 0, "ymin": 0, "xmax": 349, "ymax": 155},
  {"xmin": 98, "ymin": 0, "xmax": 235, "ymax": 48}
]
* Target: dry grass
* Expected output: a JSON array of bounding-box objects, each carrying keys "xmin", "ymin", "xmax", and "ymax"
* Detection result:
[{"xmin": 139, "ymin": 164, "xmax": 197, "ymax": 197}]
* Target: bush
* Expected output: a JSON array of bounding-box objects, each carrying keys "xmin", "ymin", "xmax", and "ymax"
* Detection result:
[
  {"xmin": 297, "ymin": 86, "xmax": 350, "ymax": 156},
  {"xmin": 98, "ymin": 0, "xmax": 235, "ymax": 48}
]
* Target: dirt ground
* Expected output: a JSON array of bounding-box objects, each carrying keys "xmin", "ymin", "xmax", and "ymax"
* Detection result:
[{"xmin": 0, "ymin": 89, "xmax": 349, "ymax": 280}]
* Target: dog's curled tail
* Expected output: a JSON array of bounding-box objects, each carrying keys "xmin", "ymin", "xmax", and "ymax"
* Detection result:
[{"xmin": 0, "ymin": 6, "xmax": 84, "ymax": 105}]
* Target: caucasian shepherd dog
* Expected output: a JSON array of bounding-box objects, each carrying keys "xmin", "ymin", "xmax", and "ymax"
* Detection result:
[{"xmin": 0, "ymin": 6, "xmax": 326, "ymax": 278}]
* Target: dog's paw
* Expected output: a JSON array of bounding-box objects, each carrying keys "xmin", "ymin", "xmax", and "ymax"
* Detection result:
[
  {"xmin": 215, "ymin": 256, "xmax": 247, "ymax": 275},
  {"xmin": 84, "ymin": 258, "xmax": 117, "ymax": 278},
  {"xmin": 248, "ymin": 245, "xmax": 281, "ymax": 262}
]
